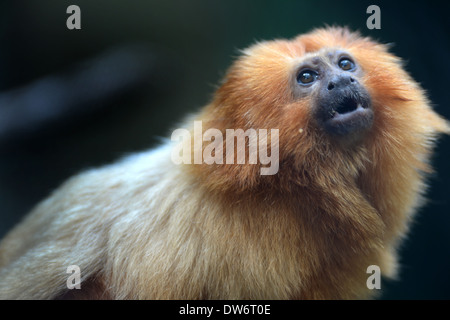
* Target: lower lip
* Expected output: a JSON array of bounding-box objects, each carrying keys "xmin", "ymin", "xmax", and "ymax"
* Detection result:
[
  {"xmin": 329, "ymin": 104, "xmax": 370, "ymax": 122},
  {"xmin": 323, "ymin": 104, "xmax": 374, "ymax": 135}
]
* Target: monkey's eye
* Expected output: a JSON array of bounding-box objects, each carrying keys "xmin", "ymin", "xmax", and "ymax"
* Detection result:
[
  {"xmin": 297, "ymin": 70, "xmax": 319, "ymax": 85},
  {"xmin": 338, "ymin": 58, "xmax": 355, "ymax": 71}
]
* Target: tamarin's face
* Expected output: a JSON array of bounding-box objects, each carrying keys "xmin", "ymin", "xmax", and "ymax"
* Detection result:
[
  {"xmin": 293, "ymin": 48, "xmax": 373, "ymax": 136},
  {"xmin": 210, "ymin": 29, "xmax": 388, "ymax": 148}
]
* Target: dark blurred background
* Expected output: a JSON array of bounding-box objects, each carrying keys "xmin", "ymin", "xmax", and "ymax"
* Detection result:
[{"xmin": 0, "ymin": 0, "xmax": 448, "ymax": 299}]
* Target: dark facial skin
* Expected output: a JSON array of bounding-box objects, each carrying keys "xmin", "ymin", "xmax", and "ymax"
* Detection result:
[{"xmin": 294, "ymin": 49, "xmax": 373, "ymax": 137}]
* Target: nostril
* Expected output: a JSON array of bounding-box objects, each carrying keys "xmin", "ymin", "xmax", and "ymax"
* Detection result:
[
  {"xmin": 327, "ymin": 82, "xmax": 335, "ymax": 91},
  {"xmin": 350, "ymin": 77, "xmax": 355, "ymax": 83}
]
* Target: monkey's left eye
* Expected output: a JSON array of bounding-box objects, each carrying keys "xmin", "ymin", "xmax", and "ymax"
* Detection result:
[
  {"xmin": 297, "ymin": 70, "xmax": 319, "ymax": 85},
  {"xmin": 338, "ymin": 58, "xmax": 355, "ymax": 71}
]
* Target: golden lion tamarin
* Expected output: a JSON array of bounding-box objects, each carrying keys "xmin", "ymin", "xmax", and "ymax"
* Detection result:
[{"xmin": 0, "ymin": 27, "xmax": 448, "ymax": 300}]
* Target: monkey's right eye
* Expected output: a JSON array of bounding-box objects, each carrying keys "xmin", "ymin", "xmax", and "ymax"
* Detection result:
[{"xmin": 297, "ymin": 70, "xmax": 318, "ymax": 85}]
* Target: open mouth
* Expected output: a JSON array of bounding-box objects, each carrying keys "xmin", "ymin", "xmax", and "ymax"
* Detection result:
[
  {"xmin": 322, "ymin": 95, "xmax": 373, "ymax": 136},
  {"xmin": 333, "ymin": 96, "xmax": 359, "ymax": 115}
]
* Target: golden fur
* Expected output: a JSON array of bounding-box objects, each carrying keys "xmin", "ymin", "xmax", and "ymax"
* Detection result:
[{"xmin": 0, "ymin": 27, "xmax": 448, "ymax": 299}]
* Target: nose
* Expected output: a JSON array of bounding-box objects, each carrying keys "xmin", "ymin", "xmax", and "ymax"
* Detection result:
[{"xmin": 327, "ymin": 74, "xmax": 356, "ymax": 91}]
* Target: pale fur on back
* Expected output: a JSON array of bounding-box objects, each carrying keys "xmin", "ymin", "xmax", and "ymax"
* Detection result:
[{"xmin": 0, "ymin": 143, "xmax": 308, "ymax": 299}]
